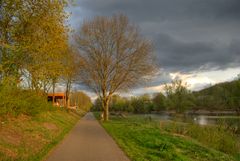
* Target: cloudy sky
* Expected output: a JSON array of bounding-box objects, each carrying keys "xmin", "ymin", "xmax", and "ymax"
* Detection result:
[{"xmin": 66, "ymin": 0, "xmax": 240, "ymax": 98}]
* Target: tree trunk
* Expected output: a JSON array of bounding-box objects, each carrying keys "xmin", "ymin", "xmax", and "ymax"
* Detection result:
[
  {"xmin": 65, "ymin": 79, "xmax": 71, "ymax": 108},
  {"xmin": 103, "ymin": 98, "xmax": 109, "ymax": 121},
  {"xmin": 65, "ymin": 90, "xmax": 69, "ymax": 108},
  {"xmin": 236, "ymin": 106, "xmax": 240, "ymax": 116},
  {"xmin": 52, "ymin": 81, "xmax": 55, "ymax": 105}
]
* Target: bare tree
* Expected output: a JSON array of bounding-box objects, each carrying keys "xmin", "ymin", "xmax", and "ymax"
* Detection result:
[{"xmin": 75, "ymin": 15, "xmax": 156, "ymax": 121}]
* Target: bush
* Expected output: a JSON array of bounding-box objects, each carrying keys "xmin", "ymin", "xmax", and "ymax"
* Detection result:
[
  {"xmin": 152, "ymin": 93, "xmax": 167, "ymax": 111},
  {"xmin": 160, "ymin": 121, "xmax": 240, "ymax": 156},
  {"xmin": 0, "ymin": 85, "xmax": 54, "ymax": 116},
  {"xmin": 187, "ymin": 124, "xmax": 239, "ymax": 155},
  {"xmin": 130, "ymin": 94, "xmax": 153, "ymax": 113}
]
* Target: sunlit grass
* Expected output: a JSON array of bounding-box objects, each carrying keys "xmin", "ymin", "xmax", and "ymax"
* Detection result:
[
  {"xmin": 95, "ymin": 113, "xmax": 239, "ymax": 161},
  {"xmin": 0, "ymin": 109, "xmax": 84, "ymax": 161}
]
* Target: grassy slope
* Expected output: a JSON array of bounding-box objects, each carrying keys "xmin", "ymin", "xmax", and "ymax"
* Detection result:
[
  {"xmin": 0, "ymin": 109, "xmax": 84, "ymax": 161},
  {"xmin": 96, "ymin": 114, "xmax": 236, "ymax": 161}
]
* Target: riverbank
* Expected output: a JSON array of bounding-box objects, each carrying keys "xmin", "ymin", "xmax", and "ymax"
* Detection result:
[
  {"xmin": 0, "ymin": 109, "xmax": 84, "ymax": 161},
  {"xmin": 96, "ymin": 113, "xmax": 240, "ymax": 161}
]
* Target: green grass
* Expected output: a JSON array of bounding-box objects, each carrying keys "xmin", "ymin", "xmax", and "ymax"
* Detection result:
[
  {"xmin": 0, "ymin": 109, "xmax": 85, "ymax": 161},
  {"xmin": 95, "ymin": 113, "xmax": 238, "ymax": 161},
  {"xmin": 159, "ymin": 120, "xmax": 240, "ymax": 157}
]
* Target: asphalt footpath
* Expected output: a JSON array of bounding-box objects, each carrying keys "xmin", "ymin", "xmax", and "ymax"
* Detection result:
[{"xmin": 45, "ymin": 112, "xmax": 130, "ymax": 161}]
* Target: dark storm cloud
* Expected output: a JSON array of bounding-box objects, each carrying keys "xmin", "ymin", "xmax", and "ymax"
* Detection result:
[
  {"xmin": 76, "ymin": 0, "xmax": 240, "ymax": 22},
  {"xmin": 147, "ymin": 71, "xmax": 172, "ymax": 87},
  {"xmin": 68, "ymin": 0, "xmax": 240, "ymax": 89},
  {"xmin": 229, "ymin": 39, "xmax": 240, "ymax": 55},
  {"xmin": 70, "ymin": 0, "xmax": 240, "ymax": 71},
  {"xmin": 155, "ymin": 33, "xmax": 240, "ymax": 71}
]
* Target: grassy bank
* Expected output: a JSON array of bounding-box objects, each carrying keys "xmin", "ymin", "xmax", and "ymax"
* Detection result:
[
  {"xmin": 95, "ymin": 113, "xmax": 239, "ymax": 161},
  {"xmin": 0, "ymin": 109, "xmax": 84, "ymax": 161}
]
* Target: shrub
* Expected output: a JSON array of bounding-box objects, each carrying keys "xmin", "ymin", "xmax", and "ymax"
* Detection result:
[
  {"xmin": 188, "ymin": 124, "xmax": 239, "ymax": 155},
  {"xmin": 160, "ymin": 121, "xmax": 240, "ymax": 156},
  {"xmin": 152, "ymin": 93, "xmax": 167, "ymax": 111},
  {"xmin": 130, "ymin": 95, "xmax": 153, "ymax": 113},
  {"xmin": 0, "ymin": 85, "xmax": 54, "ymax": 116}
]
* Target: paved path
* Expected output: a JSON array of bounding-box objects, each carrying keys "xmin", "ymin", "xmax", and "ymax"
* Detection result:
[{"xmin": 45, "ymin": 112, "xmax": 130, "ymax": 161}]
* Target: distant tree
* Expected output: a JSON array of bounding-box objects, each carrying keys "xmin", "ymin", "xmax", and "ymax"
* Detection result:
[
  {"xmin": 130, "ymin": 94, "xmax": 153, "ymax": 113},
  {"xmin": 194, "ymin": 81, "xmax": 239, "ymax": 111},
  {"xmin": 226, "ymin": 80, "xmax": 240, "ymax": 114},
  {"xmin": 109, "ymin": 95, "xmax": 127, "ymax": 112},
  {"xmin": 70, "ymin": 91, "xmax": 92, "ymax": 111},
  {"xmin": 75, "ymin": 15, "xmax": 155, "ymax": 121},
  {"xmin": 152, "ymin": 93, "xmax": 167, "ymax": 111},
  {"xmin": 92, "ymin": 98, "xmax": 102, "ymax": 111},
  {"xmin": 164, "ymin": 80, "xmax": 195, "ymax": 113}
]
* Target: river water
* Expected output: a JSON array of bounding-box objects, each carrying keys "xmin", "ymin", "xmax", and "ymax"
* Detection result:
[{"xmin": 141, "ymin": 113, "xmax": 240, "ymax": 127}]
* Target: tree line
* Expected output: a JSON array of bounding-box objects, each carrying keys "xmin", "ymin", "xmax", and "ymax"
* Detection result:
[
  {"xmin": 93, "ymin": 79, "xmax": 240, "ymax": 114},
  {"xmin": 194, "ymin": 78, "xmax": 240, "ymax": 113},
  {"xmin": 0, "ymin": 0, "xmax": 89, "ymax": 115},
  {"xmin": 0, "ymin": 0, "xmax": 79, "ymax": 96}
]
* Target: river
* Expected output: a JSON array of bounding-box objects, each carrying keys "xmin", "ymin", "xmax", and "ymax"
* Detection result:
[{"xmin": 140, "ymin": 113, "xmax": 240, "ymax": 129}]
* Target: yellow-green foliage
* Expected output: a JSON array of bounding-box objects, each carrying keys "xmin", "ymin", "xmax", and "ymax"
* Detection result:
[
  {"xmin": 0, "ymin": 0, "xmax": 70, "ymax": 91},
  {"xmin": 0, "ymin": 85, "xmax": 53, "ymax": 116},
  {"xmin": 195, "ymin": 79, "xmax": 240, "ymax": 111},
  {"xmin": 70, "ymin": 91, "xmax": 92, "ymax": 111}
]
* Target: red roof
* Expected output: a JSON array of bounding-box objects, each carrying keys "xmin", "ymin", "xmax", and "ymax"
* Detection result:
[{"xmin": 48, "ymin": 93, "xmax": 65, "ymax": 97}]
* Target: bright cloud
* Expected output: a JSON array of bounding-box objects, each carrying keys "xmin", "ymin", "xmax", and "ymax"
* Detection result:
[{"xmin": 138, "ymin": 67, "xmax": 240, "ymax": 94}]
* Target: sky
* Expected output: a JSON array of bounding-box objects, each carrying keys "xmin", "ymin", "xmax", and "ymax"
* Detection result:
[{"xmin": 65, "ymin": 0, "xmax": 240, "ymax": 98}]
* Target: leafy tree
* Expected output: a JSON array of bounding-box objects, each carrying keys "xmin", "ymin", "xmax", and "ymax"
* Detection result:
[
  {"xmin": 70, "ymin": 91, "xmax": 92, "ymax": 111},
  {"xmin": 0, "ymin": 0, "xmax": 25, "ymax": 84},
  {"xmin": 194, "ymin": 77, "xmax": 240, "ymax": 112},
  {"xmin": 109, "ymin": 95, "xmax": 127, "ymax": 112},
  {"xmin": 130, "ymin": 94, "xmax": 153, "ymax": 113},
  {"xmin": 0, "ymin": 0, "xmax": 69, "ymax": 93},
  {"xmin": 164, "ymin": 80, "xmax": 195, "ymax": 113},
  {"xmin": 0, "ymin": 0, "xmax": 73, "ymax": 116},
  {"xmin": 92, "ymin": 97, "xmax": 102, "ymax": 111},
  {"xmin": 226, "ymin": 80, "xmax": 240, "ymax": 113},
  {"xmin": 152, "ymin": 92, "xmax": 167, "ymax": 111},
  {"xmin": 75, "ymin": 15, "xmax": 155, "ymax": 121},
  {"xmin": 21, "ymin": 0, "xmax": 69, "ymax": 94}
]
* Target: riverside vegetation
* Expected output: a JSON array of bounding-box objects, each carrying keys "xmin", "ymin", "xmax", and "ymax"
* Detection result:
[
  {"xmin": 93, "ymin": 79, "xmax": 240, "ymax": 161},
  {"xmin": 95, "ymin": 113, "xmax": 240, "ymax": 161},
  {"xmin": 93, "ymin": 79, "xmax": 240, "ymax": 114}
]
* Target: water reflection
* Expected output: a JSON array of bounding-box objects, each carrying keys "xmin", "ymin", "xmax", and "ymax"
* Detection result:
[
  {"xmin": 143, "ymin": 113, "xmax": 240, "ymax": 127},
  {"xmin": 192, "ymin": 116, "xmax": 220, "ymax": 125},
  {"xmin": 195, "ymin": 116, "xmax": 208, "ymax": 125}
]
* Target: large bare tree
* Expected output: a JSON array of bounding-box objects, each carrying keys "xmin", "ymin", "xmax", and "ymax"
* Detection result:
[{"xmin": 75, "ymin": 15, "xmax": 156, "ymax": 121}]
